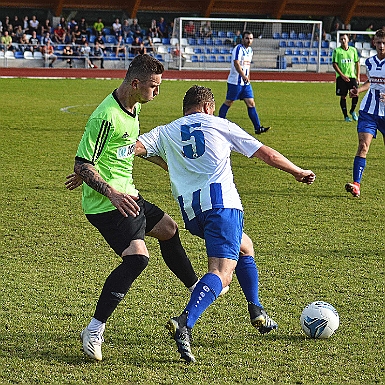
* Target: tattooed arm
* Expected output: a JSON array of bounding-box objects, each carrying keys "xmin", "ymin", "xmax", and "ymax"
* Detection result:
[{"xmin": 73, "ymin": 159, "xmax": 140, "ymax": 217}]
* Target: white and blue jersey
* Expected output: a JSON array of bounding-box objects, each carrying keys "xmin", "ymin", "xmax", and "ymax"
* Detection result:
[
  {"xmin": 359, "ymin": 55, "xmax": 385, "ymax": 116},
  {"xmin": 139, "ymin": 113, "xmax": 263, "ymax": 222},
  {"xmin": 227, "ymin": 44, "xmax": 253, "ymax": 86}
]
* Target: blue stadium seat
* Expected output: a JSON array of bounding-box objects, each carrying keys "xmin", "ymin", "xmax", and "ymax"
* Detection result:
[
  {"xmin": 301, "ymin": 50, "xmax": 309, "ymax": 56},
  {"xmin": 218, "ymin": 55, "xmax": 225, "ymax": 62},
  {"xmin": 281, "ymin": 32, "xmax": 289, "ymax": 39},
  {"xmin": 188, "ymin": 38, "xmax": 196, "ymax": 45},
  {"xmin": 279, "ymin": 41, "xmax": 286, "ymax": 48},
  {"xmin": 304, "ymin": 41, "xmax": 311, "ymax": 48},
  {"xmin": 226, "ymin": 31, "xmax": 234, "ymax": 38},
  {"xmin": 102, "ymin": 28, "xmax": 111, "ymax": 35},
  {"xmin": 298, "ymin": 33, "xmax": 306, "ymax": 40},
  {"xmin": 194, "ymin": 47, "xmax": 202, "ymax": 54},
  {"xmin": 296, "ymin": 41, "xmax": 304, "ymax": 48},
  {"xmin": 196, "ymin": 38, "xmax": 204, "ymax": 45},
  {"xmin": 310, "ymin": 49, "xmax": 318, "ymax": 56},
  {"xmin": 105, "ymin": 35, "xmax": 116, "ymax": 44},
  {"xmin": 155, "ymin": 54, "xmax": 164, "ymax": 61},
  {"xmin": 162, "ymin": 38, "xmax": 170, "ymax": 45},
  {"xmin": 207, "ymin": 55, "xmax": 216, "ymax": 62},
  {"xmin": 15, "ymin": 51, "xmax": 24, "ymax": 59},
  {"xmin": 321, "ymin": 40, "xmax": 329, "ymax": 48},
  {"xmin": 217, "ymin": 31, "xmax": 226, "ymax": 38},
  {"xmin": 126, "ymin": 37, "xmax": 133, "ymax": 44},
  {"xmin": 300, "ymin": 57, "xmax": 308, "ymax": 64},
  {"xmin": 225, "ymin": 55, "xmax": 232, "ymax": 62},
  {"xmin": 191, "ymin": 55, "xmax": 198, "ymax": 62},
  {"xmin": 284, "ymin": 49, "xmax": 293, "ymax": 55},
  {"xmin": 292, "ymin": 57, "xmax": 299, "ymax": 64},
  {"xmin": 89, "ymin": 35, "xmax": 96, "ymax": 43},
  {"xmin": 293, "ymin": 49, "xmax": 301, "ymax": 56},
  {"xmin": 309, "ymin": 57, "xmax": 317, "ymax": 64},
  {"xmin": 320, "ymin": 49, "xmax": 328, "ymax": 56},
  {"xmin": 206, "ymin": 39, "xmax": 214, "ymax": 45},
  {"xmin": 288, "ymin": 41, "xmax": 295, "ymax": 48},
  {"xmin": 290, "ymin": 32, "xmax": 297, "ymax": 39},
  {"xmin": 204, "ymin": 47, "xmax": 211, "ymax": 54},
  {"xmin": 212, "ymin": 47, "xmax": 220, "ymax": 54},
  {"xmin": 273, "ymin": 32, "xmax": 280, "ymax": 39},
  {"xmin": 312, "ymin": 41, "xmax": 319, "ymax": 48},
  {"xmin": 214, "ymin": 39, "xmax": 223, "ymax": 45},
  {"xmin": 199, "ymin": 55, "xmax": 207, "ymax": 62}
]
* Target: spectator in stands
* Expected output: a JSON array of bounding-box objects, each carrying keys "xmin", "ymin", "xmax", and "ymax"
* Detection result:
[
  {"xmin": 29, "ymin": 15, "xmax": 39, "ymax": 34},
  {"xmin": 331, "ymin": 22, "xmax": 341, "ymax": 41},
  {"xmin": 0, "ymin": 20, "xmax": 3, "ymax": 35},
  {"xmin": 156, "ymin": 17, "xmax": 167, "ymax": 38},
  {"xmin": 59, "ymin": 17, "xmax": 67, "ymax": 31},
  {"xmin": 112, "ymin": 18, "xmax": 122, "ymax": 39},
  {"xmin": 63, "ymin": 43, "xmax": 74, "ymax": 68},
  {"xmin": 13, "ymin": 16, "xmax": 22, "ymax": 31},
  {"xmin": 365, "ymin": 23, "xmax": 374, "ymax": 42},
  {"xmin": 130, "ymin": 18, "xmax": 143, "ymax": 38},
  {"xmin": 22, "ymin": 16, "xmax": 29, "ymax": 33},
  {"xmin": 72, "ymin": 24, "xmax": 82, "ymax": 44},
  {"xmin": 54, "ymin": 24, "xmax": 66, "ymax": 44},
  {"xmin": 130, "ymin": 36, "xmax": 146, "ymax": 56},
  {"xmin": 41, "ymin": 32, "xmax": 53, "ymax": 45},
  {"xmin": 14, "ymin": 25, "xmax": 24, "ymax": 43},
  {"xmin": 42, "ymin": 40, "xmax": 57, "ymax": 67},
  {"xmin": 184, "ymin": 21, "xmax": 196, "ymax": 38},
  {"xmin": 40, "ymin": 19, "xmax": 52, "ymax": 36},
  {"xmin": 3, "ymin": 16, "xmax": 11, "ymax": 33},
  {"xmin": 1, "ymin": 30, "xmax": 14, "ymax": 51},
  {"xmin": 115, "ymin": 35, "xmax": 127, "ymax": 57},
  {"xmin": 122, "ymin": 19, "xmax": 132, "ymax": 40},
  {"xmin": 233, "ymin": 30, "xmax": 242, "ymax": 46},
  {"xmin": 93, "ymin": 17, "xmax": 104, "ymax": 36},
  {"xmin": 79, "ymin": 17, "xmax": 89, "ymax": 39},
  {"xmin": 148, "ymin": 19, "xmax": 159, "ymax": 38},
  {"xmin": 18, "ymin": 32, "xmax": 29, "ymax": 52},
  {"xmin": 95, "ymin": 32, "xmax": 106, "ymax": 52},
  {"xmin": 199, "ymin": 21, "xmax": 212, "ymax": 38},
  {"xmin": 168, "ymin": 20, "xmax": 174, "ymax": 38},
  {"xmin": 79, "ymin": 40, "xmax": 94, "ymax": 68},
  {"xmin": 143, "ymin": 35, "xmax": 155, "ymax": 54},
  {"xmin": 218, "ymin": 30, "xmax": 270, "ymax": 134},
  {"xmin": 332, "ymin": 33, "xmax": 360, "ymax": 122},
  {"xmin": 91, "ymin": 41, "xmax": 104, "ymax": 68},
  {"xmin": 68, "ymin": 18, "xmax": 78, "ymax": 34},
  {"xmin": 29, "ymin": 30, "xmax": 40, "ymax": 52}
]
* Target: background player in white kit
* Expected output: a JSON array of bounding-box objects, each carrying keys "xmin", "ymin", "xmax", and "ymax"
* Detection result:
[
  {"xmin": 137, "ymin": 85, "xmax": 316, "ymax": 363},
  {"xmin": 218, "ymin": 30, "xmax": 270, "ymax": 134},
  {"xmin": 346, "ymin": 29, "xmax": 385, "ymax": 198}
]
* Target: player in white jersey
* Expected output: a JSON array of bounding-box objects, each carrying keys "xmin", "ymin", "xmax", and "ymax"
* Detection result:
[
  {"xmin": 218, "ymin": 31, "xmax": 270, "ymax": 134},
  {"xmin": 137, "ymin": 85, "xmax": 316, "ymax": 363},
  {"xmin": 345, "ymin": 29, "xmax": 385, "ymax": 198}
]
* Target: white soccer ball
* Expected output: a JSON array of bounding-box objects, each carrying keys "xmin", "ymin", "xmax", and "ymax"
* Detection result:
[{"xmin": 300, "ymin": 301, "xmax": 339, "ymax": 339}]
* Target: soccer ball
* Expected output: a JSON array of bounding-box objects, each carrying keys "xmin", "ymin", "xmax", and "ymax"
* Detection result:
[{"xmin": 300, "ymin": 301, "xmax": 339, "ymax": 339}]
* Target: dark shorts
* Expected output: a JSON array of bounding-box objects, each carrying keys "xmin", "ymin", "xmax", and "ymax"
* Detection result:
[
  {"xmin": 86, "ymin": 195, "xmax": 164, "ymax": 256},
  {"xmin": 336, "ymin": 76, "xmax": 358, "ymax": 97}
]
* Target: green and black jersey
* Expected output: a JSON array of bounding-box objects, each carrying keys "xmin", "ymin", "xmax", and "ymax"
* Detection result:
[{"xmin": 76, "ymin": 90, "xmax": 141, "ymax": 214}]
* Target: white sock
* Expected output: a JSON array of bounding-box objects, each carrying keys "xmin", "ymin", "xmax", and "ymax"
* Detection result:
[
  {"xmin": 188, "ymin": 279, "xmax": 200, "ymax": 293},
  {"xmin": 88, "ymin": 317, "xmax": 106, "ymax": 334}
]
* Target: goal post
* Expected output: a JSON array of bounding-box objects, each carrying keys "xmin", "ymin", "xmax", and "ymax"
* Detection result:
[{"xmin": 170, "ymin": 17, "xmax": 323, "ymax": 72}]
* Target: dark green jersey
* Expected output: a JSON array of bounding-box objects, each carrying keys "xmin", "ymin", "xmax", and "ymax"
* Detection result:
[
  {"xmin": 332, "ymin": 46, "xmax": 359, "ymax": 78},
  {"xmin": 76, "ymin": 90, "xmax": 141, "ymax": 214}
]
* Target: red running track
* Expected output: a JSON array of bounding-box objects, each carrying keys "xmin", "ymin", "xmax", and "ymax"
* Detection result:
[{"xmin": 0, "ymin": 67, "xmax": 339, "ymax": 82}]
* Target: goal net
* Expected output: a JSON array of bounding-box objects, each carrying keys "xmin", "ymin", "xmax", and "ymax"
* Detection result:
[{"xmin": 170, "ymin": 17, "xmax": 323, "ymax": 72}]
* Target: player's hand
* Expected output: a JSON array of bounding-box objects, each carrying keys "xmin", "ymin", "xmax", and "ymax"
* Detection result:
[
  {"xmin": 349, "ymin": 86, "xmax": 358, "ymax": 98},
  {"xmin": 342, "ymin": 75, "xmax": 350, "ymax": 83},
  {"xmin": 109, "ymin": 190, "xmax": 140, "ymax": 218},
  {"xmin": 296, "ymin": 170, "xmax": 316, "ymax": 185},
  {"xmin": 65, "ymin": 173, "xmax": 83, "ymax": 190}
]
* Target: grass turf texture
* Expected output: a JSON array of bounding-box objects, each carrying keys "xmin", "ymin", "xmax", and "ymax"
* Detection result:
[{"xmin": 0, "ymin": 78, "xmax": 384, "ymax": 384}]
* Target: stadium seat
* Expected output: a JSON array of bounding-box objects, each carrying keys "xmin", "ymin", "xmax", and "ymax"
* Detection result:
[
  {"xmin": 281, "ymin": 32, "xmax": 289, "ymax": 39},
  {"xmin": 295, "ymin": 41, "xmax": 304, "ymax": 48},
  {"xmin": 329, "ymin": 41, "xmax": 337, "ymax": 49},
  {"xmin": 290, "ymin": 32, "xmax": 297, "ymax": 39},
  {"xmin": 304, "ymin": 41, "xmax": 311, "ymax": 48},
  {"xmin": 155, "ymin": 54, "xmax": 164, "ymax": 61},
  {"xmin": 157, "ymin": 45, "xmax": 168, "ymax": 54},
  {"xmin": 196, "ymin": 38, "xmax": 204, "ymax": 45},
  {"xmin": 15, "ymin": 51, "xmax": 24, "ymax": 59},
  {"xmin": 279, "ymin": 41, "xmax": 286, "ymax": 48},
  {"xmin": 226, "ymin": 31, "xmax": 234, "ymax": 38},
  {"xmin": 354, "ymin": 42, "xmax": 363, "ymax": 50},
  {"xmin": 300, "ymin": 57, "xmax": 308, "ymax": 64},
  {"xmin": 284, "ymin": 49, "xmax": 293, "ymax": 55},
  {"xmin": 126, "ymin": 37, "xmax": 133, "ymax": 44},
  {"xmin": 288, "ymin": 41, "xmax": 295, "ymax": 48},
  {"xmin": 188, "ymin": 38, "xmax": 196, "ymax": 45},
  {"xmin": 273, "ymin": 32, "xmax": 280, "ymax": 39},
  {"xmin": 309, "ymin": 57, "xmax": 317, "ymax": 64},
  {"xmin": 321, "ymin": 40, "xmax": 329, "ymax": 48},
  {"xmin": 362, "ymin": 42, "xmax": 371, "ymax": 50},
  {"xmin": 212, "ymin": 47, "xmax": 220, "ymax": 54},
  {"xmin": 33, "ymin": 51, "xmax": 43, "ymax": 59},
  {"xmin": 320, "ymin": 49, "xmax": 328, "ymax": 56},
  {"xmin": 310, "ymin": 49, "xmax": 318, "ymax": 56},
  {"xmin": 291, "ymin": 57, "xmax": 299, "ymax": 64},
  {"xmin": 194, "ymin": 47, "xmax": 202, "ymax": 54},
  {"xmin": 293, "ymin": 49, "xmax": 301, "ymax": 56},
  {"xmin": 184, "ymin": 46, "xmax": 194, "ymax": 54},
  {"xmin": 191, "ymin": 55, "xmax": 198, "ymax": 62},
  {"xmin": 301, "ymin": 50, "xmax": 309, "ymax": 56},
  {"xmin": 102, "ymin": 28, "xmax": 111, "ymax": 35},
  {"xmin": 206, "ymin": 39, "xmax": 214, "ymax": 45},
  {"xmin": 105, "ymin": 35, "xmax": 116, "ymax": 44},
  {"xmin": 218, "ymin": 55, "xmax": 225, "ymax": 62},
  {"xmin": 214, "ymin": 39, "xmax": 223, "ymax": 45},
  {"xmin": 204, "ymin": 47, "xmax": 211, "ymax": 54},
  {"xmin": 225, "ymin": 56, "xmax": 232, "ymax": 62},
  {"xmin": 312, "ymin": 41, "xmax": 319, "ymax": 48},
  {"xmin": 298, "ymin": 33, "xmax": 306, "ymax": 40},
  {"xmin": 5, "ymin": 51, "xmax": 15, "ymax": 59},
  {"xmin": 24, "ymin": 51, "xmax": 33, "ymax": 59},
  {"xmin": 207, "ymin": 55, "xmax": 216, "ymax": 62},
  {"xmin": 170, "ymin": 38, "xmax": 179, "ymax": 46},
  {"xmin": 162, "ymin": 38, "xmax": 170, "ymax": 45},
  {"xmin": 89, "ymin": 35, "xmax": 96, "ymax": 43},
  {"xmin": 199, "ymin": 55, "xmax": 207, "ymax": 62},
  {"xmin": 217, "ymin": 31, "xmax": 226, "ymax": 38}
]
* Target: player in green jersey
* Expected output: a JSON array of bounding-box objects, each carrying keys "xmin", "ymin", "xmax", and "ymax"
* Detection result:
[
  {"xmin": 68, "ymin": 54, "xmax": 199, "ymax": 361},
  {"xmin": 332, "ymin": 33, "xmax": 360, "ymax": 122}
]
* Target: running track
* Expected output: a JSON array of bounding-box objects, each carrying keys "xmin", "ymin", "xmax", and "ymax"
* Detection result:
[{"xmin": 0, "ymin": 67, "xmax": 339, "ymax": 82}]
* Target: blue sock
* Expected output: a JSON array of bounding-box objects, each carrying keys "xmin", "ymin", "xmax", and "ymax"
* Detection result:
[
  {"xmin": 185, "ymin": 273, "xmax": 222, "ymax": 329},
  {"xmin": 247, "ymin": 107, "xmax": 261, "ymax": 130},
  {"xmin": 353, "ymin": 156, "xmax": 366, "ymax": 183},
  {"xmin": 235, "ymin": 255, "xmax": 262, "ymax": 307},
  {"xmin": 219, "ymin": 103, "xmax": 230, "ymax": 118}
]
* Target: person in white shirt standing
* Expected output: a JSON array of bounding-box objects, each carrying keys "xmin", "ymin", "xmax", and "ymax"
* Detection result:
[
  {"xmin": 137, "ymin": 85, "xmax": 316, "ymax": 363},
  {"xmin": 345, "ymin": 29, "xmax": 385, "ymax": 198},
  {"xmin": 218, "ymin": 31, "xmax": 270, "ymax": 134}
]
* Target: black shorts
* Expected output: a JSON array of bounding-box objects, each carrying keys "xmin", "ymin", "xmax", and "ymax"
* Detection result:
[
  {"xmin": 336, "ymin": 76, "xmax": 358, "ymax": 97},
  {"xmin": 86, "ymin": 195, "xmax": 165, "ymax": 256}
]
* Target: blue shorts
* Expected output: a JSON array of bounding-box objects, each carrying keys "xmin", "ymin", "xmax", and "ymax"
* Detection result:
[
  {"xmin": 357, "ymin": 110, "xmax": 385, "ymax": 138},
  {"xmin": 184, "ymin": 208, "xmax": 243, "ymax": 260},
  {"xmin": 226, "ymin": 83, "xmax": 254, "ymax": 101}
]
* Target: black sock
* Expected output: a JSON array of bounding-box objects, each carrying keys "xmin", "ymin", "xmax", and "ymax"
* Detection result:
[
  {"xmin": 340, "ymin": 98, "xmax": 348, "ymax": 117},
  {"xmin": 350, "ymin": 97, "xmax": 358, "ymax": 113},
  {"xmin": 93, "ymin": 254, "xmax": 149, "ymax": 323},
  {"xmin": 159, "ymin": 229, "xmax": 198, "ymax": 288}
]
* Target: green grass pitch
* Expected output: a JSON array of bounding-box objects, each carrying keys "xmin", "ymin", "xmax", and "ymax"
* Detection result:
[{"xmin": 0, "ymin": 77, "xmax": 384, "ymax": 384}]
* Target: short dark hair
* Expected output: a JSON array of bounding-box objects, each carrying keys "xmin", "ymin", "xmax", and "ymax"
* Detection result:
[
  {"xmin": 183, "ymin": 85, "xmax": 215, "ymax": 114},
  {"xmin": 125, "ymin": 54, "xmax": 164, "ymax": 82},
  {"xmin": 374, "ymin": 29, "xmax": 385, "ymax": 39},
  {"xmin": 242, "ymin": 30, "xmax": 252, "ymax": 39}
]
